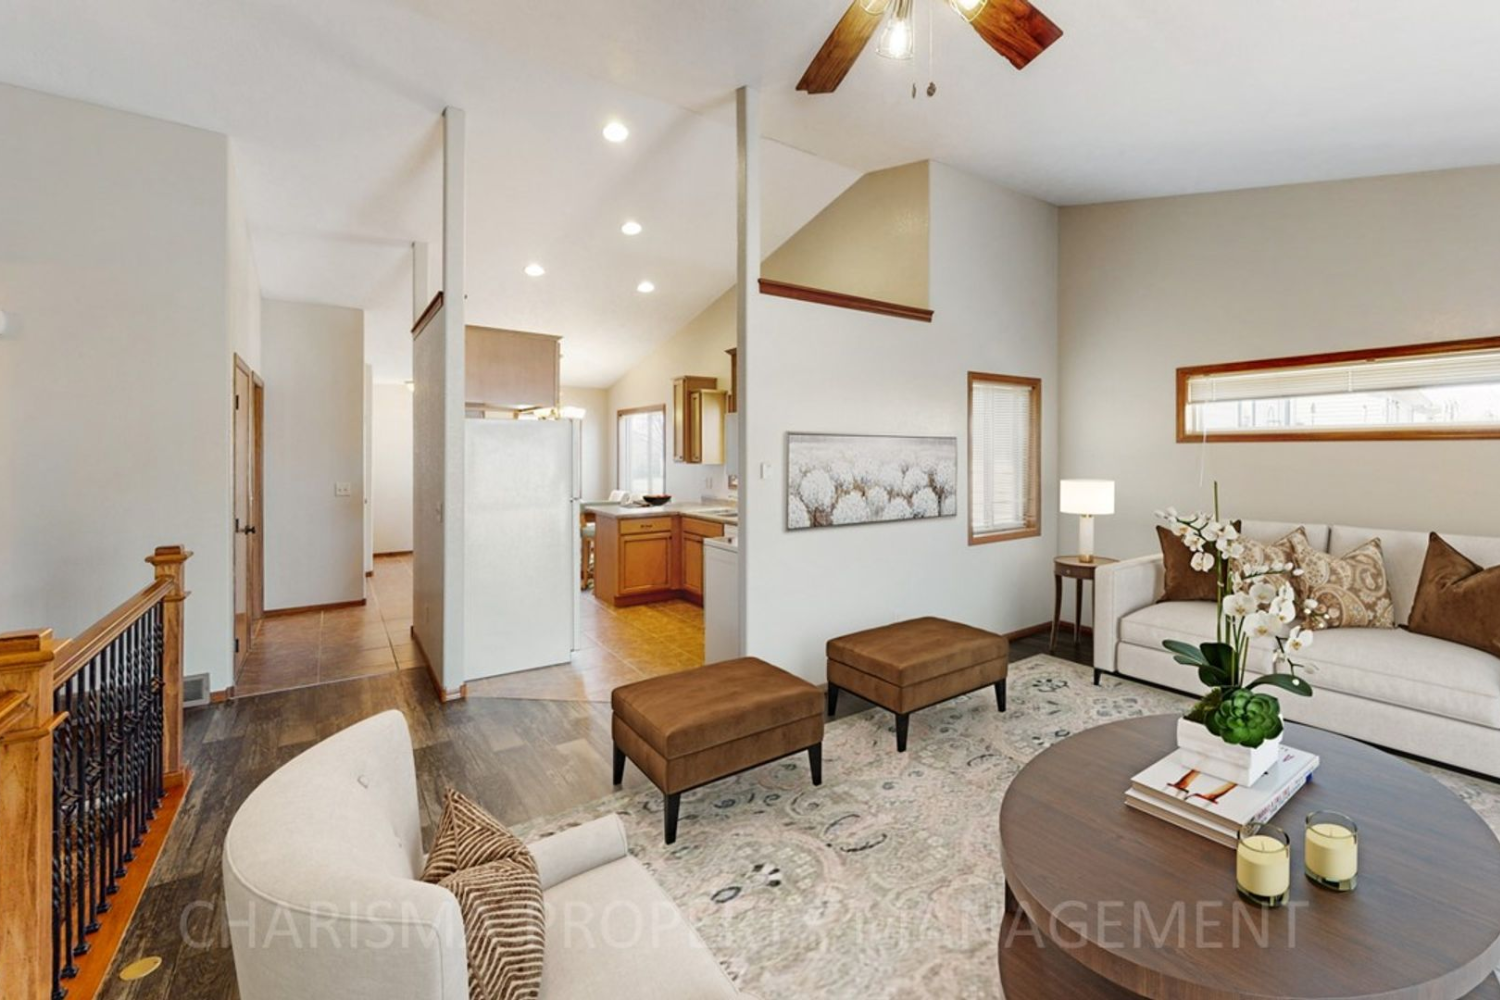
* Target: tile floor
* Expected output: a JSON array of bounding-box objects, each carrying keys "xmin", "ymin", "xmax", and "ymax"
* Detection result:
[
  {"xmin": 233, "ymin": 554, "xmax": 421, "ymax": 697},
  {"xmin": 234, "ymin": 553, "xmax": 705, "ymax": 702},
  {"xmin": 468, "ymin": 591, "xmax": 705, "ymax": 703}
]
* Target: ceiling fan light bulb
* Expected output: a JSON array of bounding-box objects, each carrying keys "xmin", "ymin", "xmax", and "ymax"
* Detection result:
[
  {"xmin": 877, "ymin": 0, "xmax": 916, "ymax": 60},
  {"xmin": 946, "ymin": 0, "xmax": 988, "ymax": 22}
]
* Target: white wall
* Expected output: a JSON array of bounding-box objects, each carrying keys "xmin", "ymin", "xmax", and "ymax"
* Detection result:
[
  {"xmin": 761, "ymin": 161, "xmax": 930, "ymax": 308},
  {"xmin": 1059, "ymin": 164, "xmax": 1500, "ymax": 560},
  {"xmin": 560, "ymin": 385, "xmax": 609, "ymax": 499},
  {"xmin": 0, "ymin": 83, "xmax": 247, "ymax": 693},
  {"xmin": 226, "ymin": 152, "xmax": 262, "ymax": 372},
  {"xmin": 373, "ymin": 383, "xmax": 415, "ymax": 553},
  {"xmin": 260, "ymin": 299, "xmax": 366, "ymax": 610},
  {"xmin": 742, "ymin": 162, "xmax": 1060, "ymax": 683}
]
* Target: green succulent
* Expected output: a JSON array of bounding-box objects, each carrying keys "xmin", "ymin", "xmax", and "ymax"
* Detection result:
[{"xmin": 1205, "ymin": 688, "xmax": 1284, "ymax": 749}]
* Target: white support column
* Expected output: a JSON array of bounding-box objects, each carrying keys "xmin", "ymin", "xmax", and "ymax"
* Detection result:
[
  {"xmin": 412, "ymin": 241, "xmax": 431, "ymax": 325},
  {"xmin": 735, "ymin": 86, "xmax": 761, "ymax": 656},
  {"xmin": 440, "ymin": 106, "xmax": 467, "ymax": 697}
]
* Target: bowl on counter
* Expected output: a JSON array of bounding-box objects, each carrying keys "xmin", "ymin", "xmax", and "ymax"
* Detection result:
[{"xmin": 640, "ymin": 494, "xmax": 672, "ymax": 506}]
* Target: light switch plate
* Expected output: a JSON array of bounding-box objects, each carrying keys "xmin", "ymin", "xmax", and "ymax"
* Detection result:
[{"xmin": 335, "ymin": 482, "xmax": 352, "ymax": 497}]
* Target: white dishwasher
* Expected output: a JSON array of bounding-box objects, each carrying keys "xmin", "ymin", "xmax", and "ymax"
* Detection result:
[{"xmin": 703, "ymin": 533, "xmax": 740, "ymax": 662}]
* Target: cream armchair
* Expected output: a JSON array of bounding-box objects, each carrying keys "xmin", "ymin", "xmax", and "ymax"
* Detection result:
[{"xmin": 223, "ymin": 710, "xmax": 741, "ymax": 1000}]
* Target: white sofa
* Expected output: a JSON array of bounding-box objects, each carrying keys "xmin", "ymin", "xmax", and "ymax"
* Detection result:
[
  {"xmin": 223, "ymin": 710, "xmax": 741, "ymax": 1000},
  {"xmin": 1095, "ymin": 520, "xmax": 1500, "ymax": 778}
]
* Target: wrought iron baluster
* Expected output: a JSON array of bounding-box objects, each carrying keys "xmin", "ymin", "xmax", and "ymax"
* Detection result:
[{"xmin": 83, "ymin": 653, "xmax": 102, "ymax": 933}]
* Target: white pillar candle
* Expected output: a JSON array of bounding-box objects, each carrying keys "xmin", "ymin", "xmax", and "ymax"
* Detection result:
[
  {"xmin": 1237, "ymin": 834, "xmax": 1290, "ymax": 901},
  {"xmin": 1306, "ymin": 822, "xmax": 1358, "ymax": 884}
]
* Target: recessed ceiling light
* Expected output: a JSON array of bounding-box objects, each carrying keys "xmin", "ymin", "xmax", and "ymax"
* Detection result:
[
  {"xmin": 602, "ymin": 121, "xmax": 630, "ymax": 143},
  {"xmin": 621, "ymin": 220, "xmax": 643, "ymax": 236},
  {"xmin": 637, "ymin": 280, "xmax": 656, "ymax": 294},
  {"xmin": 524, "ymin": 263, "xmax": 546, "ymax": 277}
]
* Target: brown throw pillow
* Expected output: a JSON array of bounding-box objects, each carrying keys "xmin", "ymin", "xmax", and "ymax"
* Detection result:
[
  {"xmin": 1290, "ymin": 533, "xmax": 1395, "ymax": 630},
  {"xmin": 1157, "ymin": 522, "xmax": 1241, "ymax": 602},
  {"xmin": 1408, "ymin": 533, "xmax": 1500, "ymax": 658},
  {"xmin": 423, "ymin": 788, "xmax": 533, "ymax": 883},
  {"xmin": 424, "ymin": 790, "xmax": 544, "ymax": 1000},
  {"xmin": 1230, "ymin": 527, "xmax": 1307, "ymax": 597},
  {"xmin": 439, "ymin": 861, "xmax": 545, "ymax": 1000}
]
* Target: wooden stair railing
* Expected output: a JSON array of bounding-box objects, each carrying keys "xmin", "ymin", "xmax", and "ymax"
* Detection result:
[{"xmin": 0, "ymin": 546, "xmax": 192, "ymax": 1000}]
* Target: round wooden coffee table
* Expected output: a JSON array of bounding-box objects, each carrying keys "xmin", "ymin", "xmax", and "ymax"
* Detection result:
[{"xmin": 999, "ymin": 715, "xmax": 1500, "ymax": 999}]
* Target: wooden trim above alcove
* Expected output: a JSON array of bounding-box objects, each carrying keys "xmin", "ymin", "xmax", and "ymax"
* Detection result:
[
  {"xmin": 758, "ymin": 278, "xmax": 933, "ymax": 323},
  {"xmin": 411, "ymin": 291, "xmax": 444, "ymax": 337}
]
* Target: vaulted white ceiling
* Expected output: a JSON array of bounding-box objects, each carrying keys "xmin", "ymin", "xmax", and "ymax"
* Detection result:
[{"xmin": 6, "ymin": 0, "xmax": 1500, "ymax": 384}]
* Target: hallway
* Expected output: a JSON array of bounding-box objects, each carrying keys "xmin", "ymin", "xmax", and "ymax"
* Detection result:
[
  {"xmin": 235, "ymin": 554, "xmax": 705, "ymax": 701},
  {"xmin": 234, "ymin": 555, "xmax": 421, "ymax": 697}
]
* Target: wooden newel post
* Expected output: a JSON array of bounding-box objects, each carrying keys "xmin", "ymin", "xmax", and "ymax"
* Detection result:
[
  {"xmin": 146, "ymin": 545, "xmax": 192, "ymax": 788},
  {"xmin": 0, "ymin": 629, "xmax": 68, "ymax": 1000}
]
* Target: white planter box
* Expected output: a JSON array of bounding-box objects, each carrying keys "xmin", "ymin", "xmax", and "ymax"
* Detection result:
[{"xmin": 1176, "ymin": 717, "xmax": 1282, "ymax": 786}]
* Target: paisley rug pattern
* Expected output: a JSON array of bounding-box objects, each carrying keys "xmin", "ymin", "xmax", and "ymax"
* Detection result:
[{"xmin": 514, "ymin": 655, "xmax": 1500, "ymax": 999}]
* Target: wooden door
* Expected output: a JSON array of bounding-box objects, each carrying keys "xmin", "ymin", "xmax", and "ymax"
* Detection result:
[
  {"xmin": 232, "ymin": 357, "xmax": 253, "ymax": 675},
  {"xmin": 618, "ymin": 533, "xmax": 673, "ymax": 595},
  {"xmin": 249, "ymin": 375, "xmax": 265, "ymax": 629}
]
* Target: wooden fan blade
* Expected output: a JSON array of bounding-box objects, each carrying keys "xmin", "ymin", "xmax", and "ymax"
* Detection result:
[
  {"xmin": 969, "ymin": 0, "xmax": 1063, "ymax": 70},
  {"xmin": 797, "ymin": 0, "xmax": 888, "ymax": 95}
]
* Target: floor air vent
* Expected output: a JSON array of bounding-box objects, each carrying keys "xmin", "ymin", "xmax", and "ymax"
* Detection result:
[{"xmin": 182, "ymin": 673, "xmax": 211, "ymax": 708}]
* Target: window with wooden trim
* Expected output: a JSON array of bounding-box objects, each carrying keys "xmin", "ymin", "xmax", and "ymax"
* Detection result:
[
  {"xmin": 1178, "ymin": 338, "xmax": 1500, "ymax": 442},
  {"xmin": 969, "ymin": 373, "xmax": 1041, "ymax": 544},
  {"xmin": 616, "ymin": 405, "xmax": 665, "ymax": 495}
]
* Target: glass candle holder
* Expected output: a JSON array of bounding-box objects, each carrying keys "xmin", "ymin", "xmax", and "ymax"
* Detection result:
[
  {"xmin": 1304, "ymin": 811, "xmax": 1358, "ymax": 892},
  {"xmin": 1236, "ymin": 822, "xmax": 1291, "ymax": 908}
]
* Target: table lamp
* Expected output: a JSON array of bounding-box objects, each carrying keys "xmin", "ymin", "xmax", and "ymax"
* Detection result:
[{"xmin": 1060, "ymin": 480, "xmax": 1114, "ymax": 563}]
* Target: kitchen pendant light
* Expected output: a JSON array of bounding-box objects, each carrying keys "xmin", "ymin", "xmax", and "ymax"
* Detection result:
[{"xmin": 877, "ymin": 0, "xmax": 916, "ymax": 60}]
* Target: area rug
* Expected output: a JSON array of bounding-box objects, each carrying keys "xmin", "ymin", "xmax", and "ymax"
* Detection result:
[{"xmin": 512, "ymin": 655, "xmax": 1500, "ymax": 999}]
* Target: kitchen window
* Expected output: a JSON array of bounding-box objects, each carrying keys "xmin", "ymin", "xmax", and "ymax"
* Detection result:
[
  {"xmin": 969, "ymin": 372, "xmax": 1041, "ymax": 545},
  {"xmin": 617, "ymin": 405, "xmax": 666, "ymax": 495},
  {"xmin": 1178, "ymin": 337, "xmax": 1500, "ymax": 442}
]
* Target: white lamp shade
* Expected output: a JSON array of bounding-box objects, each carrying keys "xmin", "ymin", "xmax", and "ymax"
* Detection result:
[{"xmin": 1060, "ymin": 479, "xmax": 1115, "ymax": 516}]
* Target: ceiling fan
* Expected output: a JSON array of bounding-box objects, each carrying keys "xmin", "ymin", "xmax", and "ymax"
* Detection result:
[{"xmin": 797, "ymin": 0, "xmax": 1063, "ymax": 94}]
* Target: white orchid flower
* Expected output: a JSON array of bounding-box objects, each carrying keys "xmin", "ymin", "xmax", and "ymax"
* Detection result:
[
  {"xmin": 1269, "ymin": 596, "xmax": 1297, "ymax": 623},
  {"xmin": 1224, "ymin": 592, "xmax": 1256, "ymax": 618},
  {"xmin": 1190, "ymin": 551, "xmax": 1215, "ymax": 572},
  {"xmin": 1249, "ymin": 581, "xmax": 1277, "ymax": 606},
  {"xmin": 1221, "ymin": 524, "xmax": 1240, "ymax": 541},
  {"xmin": 1287, "ymin": 626, "xmax": 1314, "ymax": 652},
  {"xmin": 1226, "ymin": 542, "xmax": 1246, "ymax": 560},
  {"xmin": 1173, "ymin": 522, "xmax": 1190, "ymax": 538},
  {"xmin": 1245, "ymin": 611, "xmax": 1277, "ymax": 638},
  {"xmin": 1202, "ymin": 523, "xmax": 1221, "ymax": 542},
  {"xmin": 1302, "ymin": 598, "xmax": 1320, "ymax": 613},
  {"xmin": 1277, "ymin": 582, "xmax": 1296, "ymax": 601},
  {"xmin": 1292, "ymin": 567, "xmax": 1304, "ymax": 577}
]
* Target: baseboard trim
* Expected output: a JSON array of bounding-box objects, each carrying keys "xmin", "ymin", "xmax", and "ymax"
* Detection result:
[
  {"xmin": 412, "ymin": 627, "xmax": 466, "ymax": 703},
  {"xmin": 1005, "ymin": 622, "xmax": 1094, "ymax": 642},
  {"xmin": 264, "ymin": 598, "xmax": 367, "ymax": 618}
]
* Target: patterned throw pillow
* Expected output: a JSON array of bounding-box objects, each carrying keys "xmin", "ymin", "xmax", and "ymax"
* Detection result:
[
  {"xmin": 1290, "ymin": 533, "xmax": 1395, "ymax": 630},
  {"xmin": 1230, "ymin": 527, "xmax": 1307, "ymax": 596},
  {"xmin": 423, "ymin": 789, "xmax": 543, "ymax": 1000}
]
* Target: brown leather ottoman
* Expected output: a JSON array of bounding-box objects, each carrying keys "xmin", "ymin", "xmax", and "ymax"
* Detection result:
[
  {"xmin": 826, "ymin": 617, "xmax": 1008, "ymax": 752},
  {"xmin": 611, "ymin": 657, "xmax": 824, "ymax": 844}
]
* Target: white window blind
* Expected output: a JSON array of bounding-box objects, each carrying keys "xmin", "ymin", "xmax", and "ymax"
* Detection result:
[
  {"xmin": 1184, "ymin": 345, "xmax": 1500, "ymax": 437},
  {"xmin": 617, "ymin": 409, "xmax": 664, "ymax": 494},
  {"xmin": 971, "ymin": 378, "xmax": 1037, "ymax": 537}
]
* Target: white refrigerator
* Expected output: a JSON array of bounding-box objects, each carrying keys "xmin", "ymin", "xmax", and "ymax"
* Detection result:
[{"xmin": 463, "ymin": 418, "xmax": 582, "ymax": 681}]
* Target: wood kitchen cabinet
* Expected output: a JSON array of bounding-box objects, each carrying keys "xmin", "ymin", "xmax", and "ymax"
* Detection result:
[
  {"xmin": 593, "ymin": 512, "xmax": 726, "ymax": 607},
  {"xmin": 672, "ymin": 376, "xmax": 726, "ymax": 464},
  {"xmin": 680, "ymin": 517, "xmax": 725, "ymax": 601},
  {"xmin": 465, "ymin": 326, "xmax": 560, "ymax": 411}
]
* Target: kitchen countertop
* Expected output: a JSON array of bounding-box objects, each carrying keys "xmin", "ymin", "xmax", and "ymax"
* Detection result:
[{"xmin": 584, "ymin": 501, "xmax": 738, "ymax": 525}]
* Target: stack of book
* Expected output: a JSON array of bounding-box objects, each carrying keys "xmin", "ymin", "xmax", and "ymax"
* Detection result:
[{"xmin": 1125, "ymin": 746, "xmax": 1320, "ymax": 848}]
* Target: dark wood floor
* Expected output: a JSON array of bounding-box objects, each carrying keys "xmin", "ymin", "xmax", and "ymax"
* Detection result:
[{"xmin": 99, "ymin": 628, "xmax": 1089, "ymax": 999}]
